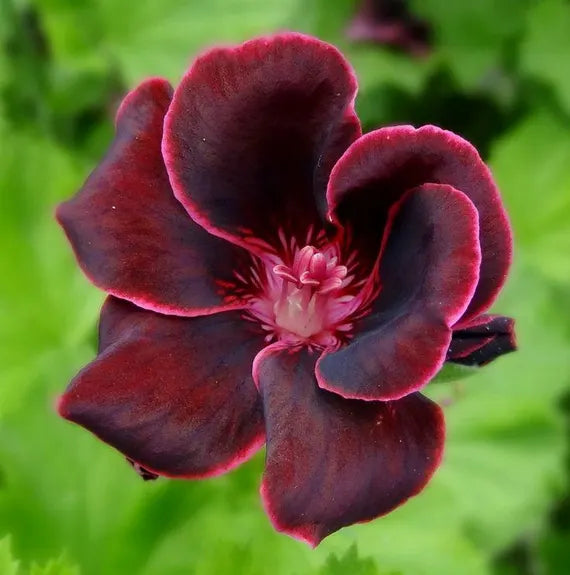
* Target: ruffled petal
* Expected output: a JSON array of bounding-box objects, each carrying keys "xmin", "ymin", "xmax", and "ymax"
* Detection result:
[
  {"xmin": 255, "ymin": 345, "xmax": 444, "ymax": 546},
  {"xmin": 163, "ymin": 33, "xmax": 360, "ymax": 254},
  {"xmin": 56, "ymin": 78, "xmax": 250, "ymax": 317},
  {"xmin": 58, "ymin": 297, "xmax": 265, "ymax": 478},
  {"xmin": 318, "ymin": 183, "xmax": 481, "ymax": 401},
  {"xmin": 327, "ymin": 125, "xmax": 512, "ymax": 321},
  {"xmin": 447, "ymin": 314, "xmax": 517, "ymax": 366}
]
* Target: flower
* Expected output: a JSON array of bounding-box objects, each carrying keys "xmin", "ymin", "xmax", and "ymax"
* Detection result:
[
  {"xmin": 56, "ymin": 33, "xmax": 515, "ymax": 546},
  {"xmin": 347, "ymin": 0, "xmax": 431, "ymax": 57}
]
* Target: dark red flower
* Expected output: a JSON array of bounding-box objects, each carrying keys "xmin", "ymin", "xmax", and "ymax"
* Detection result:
[
  {"xmin": 56, "ymin": 33, "xmax": 515, "ymax": 546},
  {"xmin": 347, "ymin": 0, "xmax": 431, "ymax": 57}
]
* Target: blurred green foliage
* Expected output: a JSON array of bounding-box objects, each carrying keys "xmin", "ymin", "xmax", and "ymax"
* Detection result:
[
  {"xmin": 1, "ymin": 0, "xmax": 569, "ymax": 573},
  {"xmin": 0, "ymin": 537, "xmax": 78, "ymax": 575}
]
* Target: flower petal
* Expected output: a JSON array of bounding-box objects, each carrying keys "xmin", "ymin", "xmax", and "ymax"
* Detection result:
[
  {"xmin": 58, "ymin": 297, "xmax": 266, "ymax": 478},
  {"xmin": 254, "ymin": 345, "xmax": 444, "ymax": 546},
  {"xmin": 163, "ymin": 33, "xmax": 360, "ymax": 254},
  {"xmin": 56, "ymin": 78, "xmax": 250, "ymax": 317},
  {"xmin": 327, "ymin": 125, "xmax": 513, "ymax": 321},
  {"xmin": 318, "ymin": 183, "xmax": 481, "ymax": 401},
  {"xmin": 447, "ymin": 314, "xmax": 517, "ymax": 366}
]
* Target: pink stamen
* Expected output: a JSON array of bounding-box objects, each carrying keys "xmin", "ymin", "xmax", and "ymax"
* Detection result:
[{"xmin": 241, "ymin": 228, "xmax": 374, "ymax": 349}]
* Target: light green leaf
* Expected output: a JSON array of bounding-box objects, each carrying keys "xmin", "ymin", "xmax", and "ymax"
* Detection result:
[
  {"xmin": 141, "ymin": 488, "xmax": 319, "ymax": 575},
  {"xmin": 411, "ymin": 0, "xmax": 526, "ymax": 90},
  {"xmin": 0, "ymin": 537, "xmax": 21, "ymax": 575},
  {"xmin": 103, "ymin": 0, "xmax": 302, "ymax": 83},
  {"xmin": 0, "ymin": 125, "xmax": 102, "ymax": 419},
  {"xmin": 0, "ymin": 536, "xmax": 80, "ymax": 575},
  {"xmin": 520, "ymin": 0, "xmax": 570, "ymax": 115},
  {"xmin": 490, "ymin": 110, "xmax": 570, "ymax": 284},
  {"xmin": 320, "ymin": 545, "xmax": 391, "ymax": 575},
  {"xmin": 29, "ymin": 557, "xmax": 80, "ymax": 575},
  {"xmin": 33, "ymin": 0, "xmax": 303, "ymax": 85}
]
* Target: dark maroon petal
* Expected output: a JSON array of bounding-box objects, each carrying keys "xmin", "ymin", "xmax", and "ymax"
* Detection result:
[
  {"xmin": 327, "ymin": 125, "xmax": 513, "ymax": 321},
  {"xmin": 447, "ymin": 314, "xmax": 517, "ymax": 366},
  {"xmin": 163, "ymin": 33, "xmax": 360, "ymax": 254},
  {"xmin": 56, "ymin": 78, "xmax": 250, "ymax": 317},
  {"xmin": 318, "ymin": 183, "xmax": 481, "ymax": 401},
  {"xmin": 347, "ymin": 0, "xmax": 432, "ymax": 57},
  {"xmin": 254, "ymin": 345, "xmax": 444, "ymax": 546},
  {"xmin": 58, "ymin": 297, "xmax": 265, "ymax": 478}
]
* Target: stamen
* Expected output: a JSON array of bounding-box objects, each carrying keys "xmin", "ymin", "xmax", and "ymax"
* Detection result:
[{"xmin": 243, "ymin": 229, "xmax": 372, "ymax": 349}]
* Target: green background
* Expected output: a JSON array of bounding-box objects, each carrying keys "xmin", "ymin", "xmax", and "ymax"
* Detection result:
[{"xmin": 1, "ymin": 0, "xmax": 570, "ymax": 573}]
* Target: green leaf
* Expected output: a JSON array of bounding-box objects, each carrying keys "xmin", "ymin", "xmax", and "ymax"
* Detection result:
[
  {"xmin": 29, "ymin": 557, "xmax": 80, "ymax": 575},
  {"xmin": 538, "ymin": 529, "xmax": 570, "ymax": 575},
  {"xmin": 0, "ymin": 536, "xmax": 80, "ymax": 575},
  {"xmin": 411, "ymin": 0, "xmax": 526, "ymax": 90},
  {"xmin": 490, "ymin": 110, "xmax": 570, "ymax": 284},
  {"xmin": 520, "ymin": 0, "xmax": 570, "ymax": 115},
  {"xmin": 0, "ymin": 124, "xmax": 102, "ymax": 419},
  {"xmin": 140, "ymin": 484, "xmax": 319, "ymax": 575},
  {"xmin": 320, "ymin": 545, "xmax": 392, "ymax": 575},
  {"xmin": 431, "ymin": 362, "xmax": 478, "ymax": 384},
  {"xmin": 33, "ymin": 0, "xmax": 303, "ymax": 85},
  {"xmin": 107, "ymin": 0, "xmax": 302, "ymax": 84},
  {"xmin": 0, "ymin": 537, "xmax": 21, "ymax": 575}
]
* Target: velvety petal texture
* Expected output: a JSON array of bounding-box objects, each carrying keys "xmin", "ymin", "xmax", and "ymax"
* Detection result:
[
  {"xmin": 327, "ymin": 125, "xmax": 513, "ymax": 321},
  {"xmin": 318, "ymin": 183, "xmax": 481, "ymax": 401},
  {"xmin": 255, "ymin": 345, "xmax": 445, "ymax": 546},
  {"xmin": 56, "ymin": 78, "xmax": 250, "ymax": 316},
  {"xmin": 447, "ymin": 314, "xmax": 517, "ymax": 366},
  {"xmin": 163, "ymin": 33, "xmax": 360, "ymax": 253},
  {"xmin": 58, "ymin": 297, "xmax": 266, "ymax": 478}
]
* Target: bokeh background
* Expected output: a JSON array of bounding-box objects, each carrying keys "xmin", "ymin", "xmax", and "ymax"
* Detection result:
[{"xmin": 1, "ymin": 0, "xmax": 570, "ymax": 573}]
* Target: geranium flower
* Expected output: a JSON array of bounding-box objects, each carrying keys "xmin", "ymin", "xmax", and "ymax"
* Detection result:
[
  {"xmin": 56, "ymin": 33, "xmax": 514, "ymax": 546},
  {"xmin": 347, "ymin": 0, "xmax": 431, "ymax": 57}
]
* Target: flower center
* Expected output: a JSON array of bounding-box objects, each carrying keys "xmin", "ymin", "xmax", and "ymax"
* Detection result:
[
  {"xmin": 243, "ymin": 232, "xmax": 368, "ymax": 349},
  {"xmin": 272, "ymin": 245, "xmax": 349, "ymax": 339}
]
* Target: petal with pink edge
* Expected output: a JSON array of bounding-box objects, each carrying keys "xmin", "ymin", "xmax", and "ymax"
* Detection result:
[
  {"xmin": 163, "ymin": 33, "xmax": 360, "ymax": 253},
  {"xmin": 318, "ymin": 183, "xmax": 481, "ymax": 401},
  {"xmin": 56, "ymin": 78, "xmax": 250, "ymax": 317},
  {"xmin": 327, "ymin": 125, "xmax": 512, "ymax": 321},
  {"xmin": 58, "ymin": 297, "xmax": 265, "ymax": 478},
  {"xmin": 447, "ymin": 314, "xmax": 516, "ymax": 366},
  {"xmin": 255, "ymin": 345, "xmax": 444, "ymax": 546}
]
